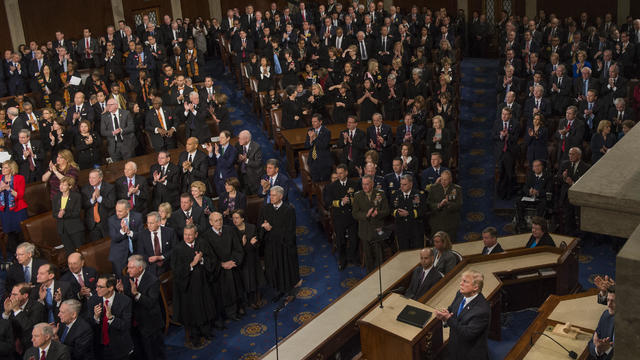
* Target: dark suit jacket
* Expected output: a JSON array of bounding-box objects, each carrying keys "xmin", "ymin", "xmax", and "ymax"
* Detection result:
[
  {"xmin": 23, "ymin": 340, "xmax": 70, "ymax": 360},
  {"xmin": 148, "ymin": 162, "xmax": 181, "ymax": 209},
  {"xmin": 209, "ymin": 144, "xmax": 238, "ymax": 185},
  {"xmin": 107, "ymin": 212, "xmax": 144, "ymax": 267},
  {"xmin": 336, "ymin": 128, "xmax": 367, "ymax": 167},
  {"xmin": 114, "ymin": 175, "xmax": 150, "ymax": 215},
  {"xmin": 0, "ymin": 318, "xmax": 13, "ymax": 358},
  {"xmin": 178, "ymin": 104, "xmax": 212, "ymax": 143},
  {"xmin": 554, "ymin": 119, "xmax": 585, "ymax": 158},
  {"xmin": 9, "ymin": 299, "xmax": 46, "ymax": 350},
  {"xmin": 587, "ymin": 310, "xmax": 615, "ymax": 360},
  {"xmin": 85, "ymin": 293, "xmax": 133, "ymax": 359},
  {"xmin": 404, "ymin": 267, "xmax": 443, "ymax": 300},
  {"xmin": 258, "ymin": 172, "xmax": 290, "ymax": 202},
  {"xmin": 236, "ymin": 141, "xmax": 264, "ymax": 194},
  {"xmin": 366, "ymin": 124, "xmax": 394, "ymax": 154},
  {"xmin": 482, "ymin": 243, "xmax": 504, "ymax": 255},
  {"xmin": 81, "ymin": 182, "xmax": 116, "ymax": 233},
  {"xmin": 57, "ymin": 317, "xmax": 94, "ymax": 360},
  {"xmin": 144, "ymin": 107, "xmax": 177, "ymax": 151},
  {"xmin": 169, "ymin": 207, "xmax": 207, "ymax": 239},
  {"xmin": 523, "ymin": 170, "xmax": 552, "ymax": 195},
  {"xmin": 305, "ymin": 126, "xmax": 332, "ymax": 179},
  {"xmin": 6, "ymin": 258, "xmax": 47, "ymax": 291},
  {"xmin": 12, "ymin": 140, "xmax": 46, "ymax": 182},
  {"xmin": 53, "ymin": 191, "xmax": 85, "ymax": 235},
  {"xmin": 493, "ymin": 120, "xmax": 520, "ymax": 158},
  {"xmin": 29, "ymin": 280, "xmax": 75, "ymax": 323},
  {"xmin": 178, "ymin": 150, "xmax": 209, "ymax": 193},
  {"xmin": 60, "ymin": 266, "xmax": 99, "ymax": 300},
  {"xmin": 557, "ymin": 160, "xmax": 590, "ymax": 201},
  {"xmin": 525, "ymin": 232, "xmax": 556, "ymax": 247},
  {"xmin": 433, "ymin": 249, "xmax": 458, "ymax": 275},
  {"xmin": 135, "ymin": 227, "xmax": 177, "ymax": 275},
  {"xmin": 100, "ymin": 110, "xmax": 138, "ymax": 156},
  {"xmin": 446, "ymin": 291, "xmax": 491, "ymax": 360},
  {"xmin": 523, "ymin": 97, "xmax": 552, "ymax": 123},
  {"xmin": 65, "ymin": 102, "xmax": 96, "ymax": 130},
  {"xmin": 121, "ymin": 270, "xmax": 164, "ymax": 336},
  {"xmin": 125, "ymin": 50, "xmax": 155, "ymax": 78}
]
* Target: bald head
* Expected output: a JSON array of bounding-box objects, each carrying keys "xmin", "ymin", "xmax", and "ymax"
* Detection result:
[{"xmin": 238, "ymin": 130, "xmax": 252, "ymax": 145}]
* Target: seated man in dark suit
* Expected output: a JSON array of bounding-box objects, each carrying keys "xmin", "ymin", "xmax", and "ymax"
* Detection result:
[
  {"xmin": 108, "ymin": 200, "xmax": 144, "ymax": 277},
  {"xmin": 1, "ymin": 282, "xmax": 46, "ymax": 352},
  {"xmin": 23, "ymin": 323, "xmax": 70, "ymax": 360},
  {"xmin": 588, "ymin": 286, "xmax": 615, "ymax": 359},
  {"xmin": 118, "ymin": 255, "xmax": 166, "ymax": 360},
  {"xmin": 82, "ymin": 168, "xmax": 116, "ymax": 242},
  {"xmin": 304, "ymin": 114, "xmax": 333, "ymax": 182},
  {"xmin": 6, "ymin": 242, "xmax": 46, "ymax": 292},
  {"xmin": 136, "ymin": 211, "xmax": 176, "ymax": 275},
  {"xmin": 404, "ymin": 248, "xmax": 443, "ymax": 300},
  {"xmin": 60, "ymin": 252, "xmax": 99, "ymax": 304},
  {"xmin": 515, "ymin": 160, "xmax": 552, "ymax": 231},
  {"xmin": 480, "ymin": 227, "xmax": 504, "ymax": 255},
  {"xmin": 525, "ymin": 216, "xmax": 556, "ymax": 248},
  {"xmin": 12, "ymin": 129, "xmax": 46, "ymax": 183},
  {"xmin": 149, "ymin": 150, "xmax": 181, "ymax": 210},
  {"xmin": 31, "ymin": 263, "xmax": 74, "ymax": 323},
  {"xmin": 258, "ymin": 159, "xmax": 289, "ymax": 203},
  {"xmin": 115, "ymin": 161, "xmax": 150, "ymax": 217},
  {"xmin": 56, "ymin": 299, "xmax": 94, "ymax": 360},
  {"xmin": 434, "ymin": 270, "xmax": 491, "ymax": 360},
  {"xmin": 86, "ymin": 274, "xmax": 133, "ymax": 360}
]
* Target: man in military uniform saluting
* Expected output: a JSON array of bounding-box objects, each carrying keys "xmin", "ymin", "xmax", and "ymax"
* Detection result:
[
  {"xmin": 352, "ymin": 175, "xmax": 390, "ymax": 273},
  {"xmin": 391, "ymin": 175, "xmax": 425, "ymax": 250},
  {"xmin": 323, "ymin": 164, "xmax": 360, "ymax": 270}
]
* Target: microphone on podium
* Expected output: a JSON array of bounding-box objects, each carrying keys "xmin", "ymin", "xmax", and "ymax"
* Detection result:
[{"xmin": 529, "ymin": 332, "xmax": 578, "ymax": 359}]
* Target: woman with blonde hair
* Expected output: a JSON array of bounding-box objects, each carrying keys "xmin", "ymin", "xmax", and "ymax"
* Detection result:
[
  {"xmin": 53, "ymin": 176, "xmax": 85, "ymax": 254},
  {"xmin": 426, "ymin": 115, "xmax": 452, "ymax": 164},
  {"xmin": 42, "ymin": 149, "xmax": 79, "ymax": 199},
  {"xmin": 158, "ymin": 202, "xmax": 173, "ymax": 227},
  {"xmin": 432, "ymin": 231, "xmax": 458, "ymax": 275},
  {"xmin": 190, "ymin": 180, "xmax": 215, "ymax": 216},
  {"xmin": 591, "ymin": 120, "xmax": 616, "ymax": 163},
  {"xmin": 365, "ymin": 59, "xmax": 382, "ymax": 88},
  {"xmin": 0, "ymin": 160, "xmax": 28, "ymax": 254}
]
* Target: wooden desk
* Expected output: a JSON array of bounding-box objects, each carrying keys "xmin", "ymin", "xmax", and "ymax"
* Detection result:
[
  {"xmin": 506, "ymin": 289, "xmax": 606, "ymax": 360},
  {"xmin": 359, "ymin": 293, "xmax": 441, "ymax": 360},
  {"xmin": 280, "ymin": 121, "xmax": 400, "ymax": 177},
  {"xmin": 260, "ymin": 233, "xmax": 576, "ymax": 360}
]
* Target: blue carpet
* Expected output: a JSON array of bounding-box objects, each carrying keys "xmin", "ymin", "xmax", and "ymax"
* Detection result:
[
  {"xmin": 457, "ymin": 59, "xmax": 511, "ymax": 242},
  {"xmin": 165, "ymin": 60, "xmax": 367, "ymax": 360}
]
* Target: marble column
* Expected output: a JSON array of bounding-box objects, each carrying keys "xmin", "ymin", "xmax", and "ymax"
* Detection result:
[
  {"xmin": 209, "ymin": 0, "xmax": 222, "ymax": 19},
  {"xmin": 170, "ymin": 0, "xmax": 182, "ymax": 20},
  {"xmin": 110, "ymin": 0, "xmax": 125, "ymax": 24},
  {"xmin": 618, "ymin": 0, "xmax": 630, "ymax": 26},
  {"xmin": 4, "ymin": 0, "xmax": 25, "ymax": 50},
  {"xmin": 525, "ymin": 0, "xmax": 537, "ymax": 19}
]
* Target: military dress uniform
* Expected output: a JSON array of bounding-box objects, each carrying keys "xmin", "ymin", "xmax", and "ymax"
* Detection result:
[
  {"xmin": 352, "ymin": 188, "xmax": 390, "ymax": 272},
  {"xmin": 391, "ymin": 189, "xmax": 426, "ymax": 250},
  {"xmin": 323, "ymin": 178, "xmax": 360, "ymax": 268}
]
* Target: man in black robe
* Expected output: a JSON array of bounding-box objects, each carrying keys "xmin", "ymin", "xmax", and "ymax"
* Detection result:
[
  {"xmin": 257, "ymin": 186, "xmax": 300, "ymax": 304},
  {"xmin": 170, "ymin": 224, "xmax": 219, "ymax": 349},
  {"xmin": 203, "ymin": 212, "xmax": 246, "ymax": 327}
]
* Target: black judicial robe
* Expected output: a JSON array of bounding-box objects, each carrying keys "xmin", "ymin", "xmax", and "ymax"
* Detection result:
[
  {"xmin": 170, "ymin": 239, "xmax": 219, "ymax": 327},
  {"xmin": 203, "ymin": 225, "xmax": 246, "ymax": 310},
  {"xmin": 257, "ymin": 203, "xmax": 300, "ymax": 293}
]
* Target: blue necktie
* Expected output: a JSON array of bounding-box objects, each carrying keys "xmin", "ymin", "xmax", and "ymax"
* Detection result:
[
  {"xmin": 126, "ymin": 218, "xmax": 134, "ymax": 253},
  {"xmin": 529, "ymin": 240, "xmax": 537, "ymax": 248},
  {"xmin": 266, "ymin": 178, "xmax": 274, "ymax": 203},
  {"xmin": 60, "ymin": 325, "xmax": 69, "ymax": 342},
  {"xmin": 46, "ymin": 287, "xmax": 54, "ymax": 322},
  {"xmin": 457, "ymin": 298, "xmax": 466, "ymax": 316},
  {"xmin": 24, "ymin": 266, "xmax": 30, "ymax": 282},
  {"xmin": 273, "ymin": 53, "xmax": 282, "ymax": 74}
]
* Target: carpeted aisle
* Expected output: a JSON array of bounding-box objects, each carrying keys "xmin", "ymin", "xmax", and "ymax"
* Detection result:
[{"xmin": 164, "ymin": 60, "xmax": 367, "ymax": 360}]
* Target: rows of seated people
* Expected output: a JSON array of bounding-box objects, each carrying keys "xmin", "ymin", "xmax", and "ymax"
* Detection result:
[{"xmin": 493, "ymin": 11, "xmax": 638, "ymax": 233}]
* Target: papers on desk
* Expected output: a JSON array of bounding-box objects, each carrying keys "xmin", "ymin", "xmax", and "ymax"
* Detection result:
[
  {"xmin": 69, "ymin": 76, "xmax": 82, "ymax": 86},
  {"xmin": 521, "ymin": 196, "xmax": 537, "ymax": 202},
  {"xmin": 0, "ymin": 152, "xmax": 11, "ymax": 162}
]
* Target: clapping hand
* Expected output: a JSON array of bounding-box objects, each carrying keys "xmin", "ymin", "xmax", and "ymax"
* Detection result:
[
  {"xmin": 120, "ymin": 219, "xmax": 129, "ymax": 234},
  {"xmin": 190, "ymin": 251, "xmax": 203, "ymax": 267},
  {"xmin": 261, "ymin": 220, "xmax": 272, "ymax": 231},
  {"xmin": 594, "ymin": 275, "xmax": 615, "ymax": 294},
  {"xmin": 129, "ymin": 278, "xmax": 139, "ymax": 296},
  {"xmin": 53, "ymin": 288, "xmax": 62, "ymax": 303}
]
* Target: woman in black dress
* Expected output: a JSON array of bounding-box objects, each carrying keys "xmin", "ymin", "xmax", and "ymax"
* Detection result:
[
  {"xmin": 282, "ymin": 86, "xmax": 303, "ymax": 129},
  {"xmin": 590, "ymin": 120, "xmax": 617, "ymax": 163},
  {"xmin": 34, "ymin": 64, "xmax": 61, "ymax": 108},
  {"xmin": 330, "ymin": 83, "xmax": 354, "ymax": 124},
  {"xmin": 406, "ymin": 68, "xmax": 429, "ymax": 108},
  {"xmin": 399, "ymin": 142, "xmax": 419, "ymax": 174},
  {"xmin": 232, "ymin": 209, "xmax": 265, "ymax": 309},
  {"xmin": 74, "ymin": 120, "xmax": 102, "ymax": 170},
  {"xmin": 48, "ymin": 117, "xmax": 72, "ymax": 161},
  {"xmin": 281, "ymin": 50, "xmax": 299, "ymax": 89},
  {"xmin": 307, "ymin": 84, "xmax": 327, "ymax": 118},
  {"xmin": 257, "ymin": 57, "xmax": 273, "ymax": 92},
  {"xmin": 357, "ymin": 78, "xmax": 380, "ymax": 123},
  {"xmin": 525, "ymin": 114, "xmax": 548, "ymax": 166},
  {"xmin": 212, "ymin": 93, "xmax": 232, "ymax": 135},
  {"xmin": 218, "ymin": 177, "xmax": 247, "ymax": 225},
  {"xmin": 426, "ymin": 115, "xmax": 452, "ymax": 165},
  {"xmin": 39, "ymin": 107, "xmax": 56, "ymax": 152}
]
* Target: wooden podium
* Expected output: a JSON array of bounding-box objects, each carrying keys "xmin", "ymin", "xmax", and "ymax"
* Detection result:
[{"xmin": 358, "ymin": 293, "xmax": 443, "ymax": 360}]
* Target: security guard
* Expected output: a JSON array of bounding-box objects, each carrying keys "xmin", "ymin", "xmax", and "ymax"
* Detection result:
[
  {"xmin": 323, "ymin": 164, "xmax": 360, "ymax": 270},
  {"xmin": 391, "ymin": 174, "xmax": 425, "ymax": 250}
]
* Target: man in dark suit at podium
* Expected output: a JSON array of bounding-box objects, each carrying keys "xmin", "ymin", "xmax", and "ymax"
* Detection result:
[
  {"xmin": 480, "ymin": 227, "xmax": 504, "ymax": 255},
  {"xmin": 435, "ymin": 270, "xmax": 490, "ymax": 360},
  {"xmin": 404, "ymin": 248, "xmax": 443, "ymax": 300}
]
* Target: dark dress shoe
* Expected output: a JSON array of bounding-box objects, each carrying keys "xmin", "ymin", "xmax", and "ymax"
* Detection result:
[{"xmin": 271, "ymin": 292, "xmax": 285, "ymax": 303}]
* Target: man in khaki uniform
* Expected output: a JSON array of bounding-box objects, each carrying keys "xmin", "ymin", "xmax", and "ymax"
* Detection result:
[{"xmin": 352, "ymin": 175, "xmax": 390, "ymax": 272}]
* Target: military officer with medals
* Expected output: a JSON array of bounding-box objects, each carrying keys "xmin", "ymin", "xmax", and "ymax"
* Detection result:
[{"xmin": 391, "ymin": 174, "xmax": 425, "ymax": 250}]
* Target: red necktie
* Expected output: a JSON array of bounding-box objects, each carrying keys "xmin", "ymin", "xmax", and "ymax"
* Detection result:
[
  {"xmin": 562, "ymin": 121, "xmax": 572, "ymax": 152},
  {"xmin": 153, "ymin": 232, "xmax": 163, "ymax": 266},
  {"xmin": 302, "ymin": 12, "xmax": 306, "ymax": 21},
  {"xmin": 101, "ymin": 300, "xmax": 110, "ymax": 345},
  {"xmin": 376, "ymin": 128, "xmax": 382, "ymax": 150},
  {"xmin": 40, "ymin": 349, "xmax": 46, "ymax": 360},
  {"xmin": 128, "ymin": 179, "xmax": 134, "ymax": 208},
  {"xmin": 86, "ymin": 38, "xmax": 90, "ymax": 58},
  {"xmin": 503, "ymin": 122, "xmax": 509, "ymax": 152},
  {"xmin": 76, "ymin": 273, "xmax": 85, "ymax": 287}
]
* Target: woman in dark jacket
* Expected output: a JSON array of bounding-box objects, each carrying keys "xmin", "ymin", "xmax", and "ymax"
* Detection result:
[
  {"xmin": 232, "ymin": 209, "xmax": 265, "ymax": 309},
  {"xmin": 282, "ymin": 86, "xmax": 303, "ymax": 129},
  {"xmin": 74, "ymin": 120, "xmax": 102, "ymax": 170},
  {"xmin": 218, "ymin": 177, "xmax": 247, "ymax": 225},
  {"xmin": 432, "ymin": 231, "xmax": 458, "ymax": 275},
  {"xmin": 357, "ymin": 78, "xmax": 380, "ymax": 123},
  {"xmin": 426, "ymin": 115, "xmax": 453, "ymax": 165},
  {"xmin": 590, "ymin": 120, "xmax": 616, "ymax": 163},
  {"xmin": 48, "ymin": 117, "xmax": 73, "ymax": 161},
  {"xmin": 212, "ymin": 93, "xmax": 232, "ymax": 135},
  {"xmin": 52, "ymin": 176, "xmax": 85, "ymax": 255},
  {"xmin": 525, "ymin": 114, "xmax": 549, "ymax": 166}
]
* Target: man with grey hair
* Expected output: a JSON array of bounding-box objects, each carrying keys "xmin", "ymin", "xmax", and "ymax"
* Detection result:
[
  {"xmin": 6, "ymin": 242, "xmax": 47, "ymax": 290},
  {"xmin": 23, "ymin": 322, "xmax": 70, "ymax": 360},
  {"xmin": 6, "ymin": 106, "xmax": 20, "ymax": 141},
  {"xmin": 100, "ymin": 97, "xmax": 137, "ymax": 161},
  {"xmin": 82, "ymin": 168, "xmax": 116, "ymax": 242},
  {"xmin": 557, "ymin": 147, "xmax": 590, "ymax": 235},
  {"xmin": 608, "ymin": 97, "xmax": 635, "ymax": 134},
  {"xmin": 56, "ymin": 299, "xmax": 94, "ymax": 360},
  {"xmin": 258, "ymin": 186, "xmax": 300, "ymax": 304},
  {"xmin": 236, "ymin": 130, "xmax": 264, "ymax": 195},
  {"xmin": 555, "ymin": 105, "xmax": 585, "ymax": 162},
  {"xmin": 115, "ymin": 161, "xmax": 149, "ymax": 216},
  {"xmin": 13, "ymin": 128, "xmax": 45, "ymax": 183},
  {"xmin": 380, "ymin": 73, "xmax": 403, "ymax": 121},
  {"xmin": 108, "ymin": 200, "xmax": 144, "ymax": 278},
  {"xmin": 135, "ymin": 211, "xmax": 177, "ymax": 275},
  {"xmin": 119, "ymin": 254, "xmax": 166, "ymax": 360},
  {"xmin": 179, "ymin": 91, "xmax": 211, "ymax": 143}
]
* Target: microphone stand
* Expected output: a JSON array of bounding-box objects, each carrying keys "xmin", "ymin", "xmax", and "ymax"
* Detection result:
[
  {"xmin": 273, "ymin": 298, "xmax": 287, "ymax": 360},
  {"xmin": 530, "ymin": 332, "xmax": 578, "ymax": 359}
]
